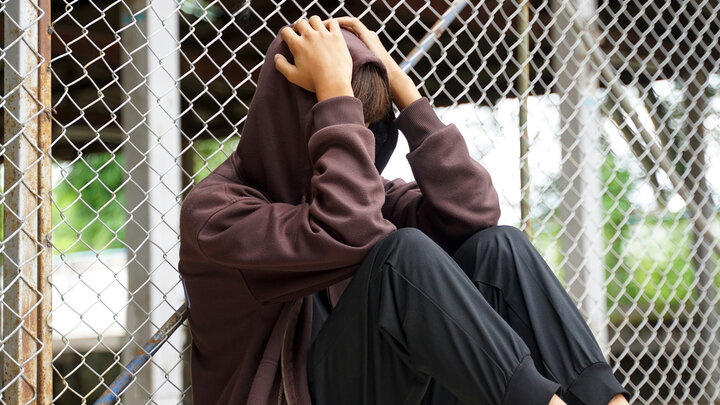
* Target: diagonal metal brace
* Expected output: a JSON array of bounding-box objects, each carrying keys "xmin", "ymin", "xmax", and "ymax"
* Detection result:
[{"xmin": 93, "ymin": 303, "xmax": 189, "ymax": 405}]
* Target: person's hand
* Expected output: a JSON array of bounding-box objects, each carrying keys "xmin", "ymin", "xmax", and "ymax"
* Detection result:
[
  {"xmin": 325, "ymin": 16, "xmax": 421, "ymax": 111},
  {"xmin": 275, "ymin": 16, "xmax": 354, "ymax": 101}
]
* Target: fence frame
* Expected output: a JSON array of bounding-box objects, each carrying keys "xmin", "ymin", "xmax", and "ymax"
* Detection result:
[
  {"xmin": 0, "ymin": 0, "xmax": 717, "ymax": 403},
  {"xmin": 1, "ymin": 0, "xmax": 52, "ymax": 402}
]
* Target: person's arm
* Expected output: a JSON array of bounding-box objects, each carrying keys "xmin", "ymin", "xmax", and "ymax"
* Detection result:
[
  {"xmin": 382, "ymin": 95, "xmax": 501, "ymax": 253},
  {"xmin": 182, "ymin": 95, "xmax": 395, "ymax": 304},
  {"xmin": 181, "ymin": 17, "xmax": 395, "ymax": 303},
  {"xmin": 329, "ymin": 17, "xmax": 500, "ymax": 252}
]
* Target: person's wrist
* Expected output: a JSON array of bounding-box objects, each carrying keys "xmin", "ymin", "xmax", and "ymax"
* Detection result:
[
  {"xmin": 391, "ymin": 74, "xmax": 421, "ymax": 111},
  {"xmin": 386, "ymin": 65, "xmax": 407, "ymax": 87},
  {"xmin": 316, "ymin": 80, "xmax": 354, "ymax": 102},
  {"xmin": 384, "ymin": 58, "xmax": 404, "ymax": 78}
]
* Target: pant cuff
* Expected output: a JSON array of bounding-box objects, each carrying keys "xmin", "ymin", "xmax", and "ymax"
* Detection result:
[
  {"xmin": 502, "ymin": 356, "xmax": 561, "ymax": 405},
  {"xmin": 563, "ymin": 362, "xmax": 631, "ymax": 405}
]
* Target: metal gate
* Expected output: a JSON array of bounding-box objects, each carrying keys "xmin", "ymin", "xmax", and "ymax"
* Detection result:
[{"xmin": 0, "ymin": 0, "xmax": 717, "ymax": 403}]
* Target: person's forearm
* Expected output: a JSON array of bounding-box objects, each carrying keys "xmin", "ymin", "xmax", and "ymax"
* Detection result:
[
  {"xmin": 388, "ymin": 69, "xmax": 421, "ymax": 111},
  {"xmin": 389, "ymin": 96, "xmax": 501, "ymax": 250}
]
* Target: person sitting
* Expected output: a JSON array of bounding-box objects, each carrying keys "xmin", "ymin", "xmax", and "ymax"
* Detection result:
[{"xmin": 178, "ymin": 15, "xmax": 631, "ymax": 405}]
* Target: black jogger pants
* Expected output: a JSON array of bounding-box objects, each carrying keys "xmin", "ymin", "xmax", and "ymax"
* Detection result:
[{"xmin": 306, "ymin": 226, "xmax": 630, "ymax": 405}]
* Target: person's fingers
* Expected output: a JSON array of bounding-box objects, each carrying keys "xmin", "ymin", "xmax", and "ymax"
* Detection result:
[
  {"xmin": 279, "ymin": 26, "xmax": 299, "ymax": 51},
  {"xmin": 293, "ymin": 18, "xmax": 312, "ymax": 35},
  {"xmin": 325, "ymin": 18, "xmax": 340, "ymax": 34},
  {"xmin": 322, "ymin": 18, "xmax": 345, "ymax": 35},
  {"xmin": 308, "ymin": 15, "xmax": 326, "ymax": 32},
  {"xmin": 333, "ymin": 17, "xmax": 386, "ymax": 56},
  {"xmin": 334, "ymin": 16, "xmax": 367, "ymax": 36},
  {"xmin": 274, "ymin": 53, "xmax": 297, "ymax": 80},
  {"xmin": 324, "ymin": 17, "xmax": 347, "ymax": 31}
]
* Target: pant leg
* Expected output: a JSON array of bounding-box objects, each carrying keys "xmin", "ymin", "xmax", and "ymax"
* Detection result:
[
  {"xmin": 306, "ymin": 228, "xmax": 561, "ymax": 405},
  {"xmin": 449, "ymin": 225, "xmax": 630, "ymax": 405}
]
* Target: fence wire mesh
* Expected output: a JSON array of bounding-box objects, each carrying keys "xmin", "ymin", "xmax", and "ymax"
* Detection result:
[{"xmin": 0, "ymin": 0, "xmax": 717, "ymax": 403}]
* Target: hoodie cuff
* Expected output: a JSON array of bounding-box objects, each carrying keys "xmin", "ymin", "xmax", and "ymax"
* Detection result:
[
  {"xmin": 311, "ymin": 95, "xmax": 366, "ymax": 132},
  {"xmin": 393, "ymin": 96, "xmax": 446, "ymax": 151}
]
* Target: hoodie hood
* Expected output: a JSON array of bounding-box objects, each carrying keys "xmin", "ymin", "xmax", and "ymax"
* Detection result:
[{"xmin": 236, "ymin": 24, "xmax": 398, "ymax": 204}]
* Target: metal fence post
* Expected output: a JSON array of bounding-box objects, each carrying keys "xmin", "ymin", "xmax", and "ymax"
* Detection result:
[
  {"xmin": 516, "ymin": 0, "xmax": 532, "ymax": 236},
  {"xmin": 553, "ymin": 0, "xmax": 609, "ymax": 355},
  {"xmin": 1, "ymin": 0, "xmax": 44, "ymax": 403},
  {"xmin": 684, "ymin": 73, "xmax": 720, "ymax": 403},
  {"xmin": 119, "ymin": 0, "xmax": 185, "ymax": 402},
  {"xmin": 36, "ymin": 0, "xmax": 53, "ymax": 402}
]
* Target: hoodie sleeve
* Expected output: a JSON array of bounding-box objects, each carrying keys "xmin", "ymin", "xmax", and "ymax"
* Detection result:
[
  {"xmin": 181, "ymin": 96, "xmax": 396, "ymax": 303},
  {"xmin": 382, "ymin": 97, "xmax": 501, "ymax": 253}
]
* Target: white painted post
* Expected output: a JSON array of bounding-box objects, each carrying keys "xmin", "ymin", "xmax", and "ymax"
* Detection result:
[
  {"xmin": 553, "ymin": 0, "xmax": 610, "ymax": 356},
  {"xmin": 120, "ymin": 1, "xmax": 185, "ymax": 403}
]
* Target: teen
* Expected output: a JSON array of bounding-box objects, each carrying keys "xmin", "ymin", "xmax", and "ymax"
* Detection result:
[{"xmin": 178, "ymin": 15, "xmax": 631, "ymax": 405}]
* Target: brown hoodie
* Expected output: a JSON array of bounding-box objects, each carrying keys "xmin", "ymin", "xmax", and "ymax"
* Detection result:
[{"xmin": 178, "ymin": 24, "xmax": 501, "ymax": 405}]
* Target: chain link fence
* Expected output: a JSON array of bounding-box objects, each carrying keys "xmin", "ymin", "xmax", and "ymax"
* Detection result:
[{"xmin": 0, "ymin": 0, "xmax": 717, "ymax": 403}]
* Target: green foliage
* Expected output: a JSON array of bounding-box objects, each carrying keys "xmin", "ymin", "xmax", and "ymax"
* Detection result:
[
  {"xmin": 51, "ymin": 153, "xmax": 126, "ymax": 253},
  {"xmin": 191, "ymin": 137, "xmax": 239, "ymax": 184},
  {"xmin": 622, "ymin": 215, "xmax": 696, "ymax": 320},
  {"xmin": 49, "ymin": 136, "xmax": 238, "ymax": 253},
  {"xmin": 532, "ymin": 144, "xmax": 717, "ymax": 322},
  {"xmin": 600, "ymin": 150, "xmax": 637, "ymax": 310},
  {"xmin": 530, "ymin": 220, "xmax": 565, "ymax": 283}
]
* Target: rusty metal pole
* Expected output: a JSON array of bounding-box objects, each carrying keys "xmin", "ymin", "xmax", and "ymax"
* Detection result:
[
  {"xmin": 2, "ymin": 0, "xmax": 42, "ymax": 402},
  {"xmin": 516, "ymin": 0, "xmax": 532, "ymax": 237},
  {"xmin": 36, "ymin": 0, "xmax": 53, "ymax": 402}
]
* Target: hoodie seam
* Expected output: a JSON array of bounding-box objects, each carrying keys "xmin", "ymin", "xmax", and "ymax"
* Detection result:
[
  {"xmin": 195, "ymin": 205, "xmax": 263, "ymax": 304},
  {"xmin": 308, "ymin": 125, "xmax": 377, "ymax": 165},
  {"xmin": 310, "ymin": 95, "xmax": 365, "ymax": 130},
  {"xmin": 309, "ymin": 122, "xmax": 373, "ymax": 139},
  {"xmin": 194, "ymin": 183, "xmax": 232, "ymax": 260},
  {"xmin": 192, "ymin": 189, "xmax": 274, "ymax": 305},
  {"xmin": 403, "ymin": 123, "xmax": 457, "ymax": 156}
]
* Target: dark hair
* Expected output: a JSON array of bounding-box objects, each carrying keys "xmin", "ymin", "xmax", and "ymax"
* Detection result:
[{"xmin": 351, "ymin": 63, "xmax": 392, "ymax": 125}]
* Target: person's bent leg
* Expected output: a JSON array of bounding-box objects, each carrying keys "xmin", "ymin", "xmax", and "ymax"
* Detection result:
[
  {"xmin": 307, "ymin": 228, "xmax": 561, "ymax": 405},
  {"xmin": 451, "ymin": 225, "xmax": 631, "ymax": 405}
]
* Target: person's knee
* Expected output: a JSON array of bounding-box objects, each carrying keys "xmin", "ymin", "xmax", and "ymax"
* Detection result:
[
  {"xmin": 458, "ymin": 225, "xmax": 527, "ymax": 257},
  {"xmin": 476, "ymin": 225, "xmax": 527, "ymax": 244},
  {"xmin": 455, "ymin": 225, "xmax": 531, "ymax": 279},
  {"xmin": 373, "ymin": 228, "xmax": 449, "ymax": 276},
  {"xmin": 376, "ymin": 227, "xmax": 437, "ymax": 253}
]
